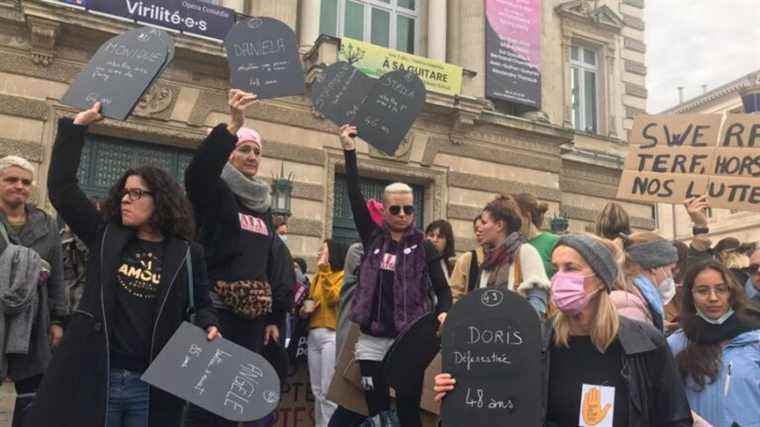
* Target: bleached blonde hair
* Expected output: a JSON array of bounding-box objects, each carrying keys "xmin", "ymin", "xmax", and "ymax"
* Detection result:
[
  {"xmin": 552, "ymin": 234, "xmax": 622, "ymax": 353},
  {"xmin": 383, "ymin": 182, "xmax": 413, "ymax": 202},
  {"xmin": 0, "ymin": 156, "xmax": 35, "ymax": 182}
]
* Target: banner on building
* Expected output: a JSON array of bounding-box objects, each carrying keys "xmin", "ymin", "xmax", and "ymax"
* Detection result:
[
  {"xmin": 43, "ymin": 0, "xmax": 236, "ymax": 41},
  {"xmin": 484, "ymin": 0, "xmax": 542, "ymax": 109},
  {"xmin": 338, "ymin": 37, "xmax": 463, "ymax": 96},
  {"xmin": 617, "ymin": 114, "xmax": 760, "ymax": 212}
]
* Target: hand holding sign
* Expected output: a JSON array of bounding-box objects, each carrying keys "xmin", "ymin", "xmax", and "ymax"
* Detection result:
[
  {"xmin": 338, "ymin": 124, "xmax": 358, "ymax": 151},
  {"xmin": 142, "ymin": 322, "xmax": 280, "ymax": 422},
  {"xmin": 685, "ymin": 195, "xmax": 710, "ymax": 228},
  {"xmin": 228, "ymin": 89, "xmax": 258, "ymax": 135},
  {"xmin": 439, "ymin": 289, "xmax": 541, "ymax": 427},
  {"xmin": 224, "ymin": 17, "xmax": 305, "ymax": 99},
  {"xmin": 73, "ymin": 102, "xmax": 104, "ymax": 126}
]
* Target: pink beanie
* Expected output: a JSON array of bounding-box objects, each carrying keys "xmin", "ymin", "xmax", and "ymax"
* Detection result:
[
  {"xmin": 366, "ymin": 198, "xmax": 384, "ymax": 227},
  {"xmin": 235, "ymin": 127, "xmax": 262, "ymax": 149}
]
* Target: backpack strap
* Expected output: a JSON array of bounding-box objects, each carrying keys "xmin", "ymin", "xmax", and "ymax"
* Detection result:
[
  {"xmin": 513, "ymin": 248, "xmax": 523, "ymax": 290},
  {"xmin": 0, "ymin": 220, "xmax": 9, "ymax": 245},
  {"xmin": 467, "ymin": 249, "xmax": 480, "ymax": 293},
  {"xmin": 185, "ymin": 246, "xmax": 195, "ymax": 323}
]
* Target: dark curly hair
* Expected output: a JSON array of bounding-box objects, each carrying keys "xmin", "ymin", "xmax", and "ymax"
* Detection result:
[{"xmin": 101, "ymin": 166, "xmax": 196, "ymax": 241}]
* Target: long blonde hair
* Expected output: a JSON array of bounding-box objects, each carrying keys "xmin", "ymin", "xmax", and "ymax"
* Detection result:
[{"xmin": 552, "ymin": 235, "xmax": 622, "ymax": 353}]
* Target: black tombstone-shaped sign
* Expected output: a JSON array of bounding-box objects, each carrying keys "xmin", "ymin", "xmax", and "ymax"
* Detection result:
[
  {"xmin": 142, "ymin": 322, "xmax": 281, "ymax": 422},
  {"xmin": 441, "ymin": 288, "xmax": 542, "ymax": 427},
  {"xmin": 382, "ymin": 313, "xmax": 440, "ymax": 396},
  {"xmin": 351, "ymin": 69, "xmax": 426, "ymax": 156},
  {"xmin": 311, "ymin": 61, "xmax": 374, "ymax": 127},
  {"xmin": 224, "ymin": 17, "xmax": 305, "ymax": 99},
  {"xmin": 62, "ymin": 27, "xmax": 170, "ymax": 120}
]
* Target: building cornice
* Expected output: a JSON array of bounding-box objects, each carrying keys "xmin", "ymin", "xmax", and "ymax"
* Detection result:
[{"xmin": 661, "ymin": 70, "xmax": 760, "ymax": 114}]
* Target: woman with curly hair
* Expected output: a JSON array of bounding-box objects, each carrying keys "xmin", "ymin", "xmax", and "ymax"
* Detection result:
[
  {"xmin": 668, "ymin": 259, "xmax": 760, "ymax": 427},
  {"xmin": 26, "ymin": 102, "xmax": 220, "ymax": 427}
]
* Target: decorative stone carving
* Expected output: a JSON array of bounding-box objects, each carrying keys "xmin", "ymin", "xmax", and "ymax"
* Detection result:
[
  {"xmin": 555, "ymin": 0, "xmax": 624, "ymax": 32},
  {"xmin": 134, "ymin": 85, "xmax": 176, "ymax": 118},
  {"xmin": 26, "ymin": 16, "xmax": 60, "ymax": 66},
  {"xmin": 368, "ymin": 132, "xmax": 414, "ymax": 162}
]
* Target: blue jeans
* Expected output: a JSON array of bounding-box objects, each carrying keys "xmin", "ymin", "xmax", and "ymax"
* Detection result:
[{"xmin": 107, "ymin": 369, "xmax": 150, "ymax": 427}]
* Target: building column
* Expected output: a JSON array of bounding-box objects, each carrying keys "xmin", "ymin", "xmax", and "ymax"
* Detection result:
[
  {"xmin": 224, "ymin": 0, "xmax": 245, "ymax": 14},
  {"xmin": 427, "ymin": 0, "xmax": 446, "ymax": 61},
  {"xmin": 299, "ymin": 0, "xmax": 322, "ymax": 51},
  {"xmin": 454, "ymin": 0, "xmax": 485, "ymax": 98}
]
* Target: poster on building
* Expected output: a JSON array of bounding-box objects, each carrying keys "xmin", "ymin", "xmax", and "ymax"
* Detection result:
[
  {"xmin": 338, "ymin": 37, "xmax": 463, "ymax": 96},
  {"xmin": 484, "ymin": 0, "xmax": 542, "ymax": 109},
  {"xmin": 45, "ymin": 0, "xmax": 235, "ymax": 41},
  {"xmin": 617, "ymin": 114, "xmax": 760, "ymax": 212}
]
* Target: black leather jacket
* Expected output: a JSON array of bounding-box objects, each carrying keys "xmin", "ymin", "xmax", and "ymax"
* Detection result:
[{"xmin": 541, "ymin": 316, "xmax": 693, "ymax": 427}]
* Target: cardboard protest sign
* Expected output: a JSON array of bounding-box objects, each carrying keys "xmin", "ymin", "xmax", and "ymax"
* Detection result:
[
  {"xmin": 268, "ymin": 364, "xmax": 315, "ymax": 427},
  {"xmin": 62, "ymin": 27, "xmax": 170, "ymax": 120},
  {"xmin": 617, "ymin": 114, "xmax": 760, "ymax": 212},
  {"xmin": 311, "ymin": 61, "xmax": 374, "ymax": 127},
  {"xmin": 628, "ymin": 114, "xmax": 724, "ymax": 148},
  {"xmin": 382, "ymin": 313, "xmax": 440, "ymax": 396},
  {"xmin": 351, "ymin": 69, "xmax": 426, "ymax": 156},
  {"xmin": 142, "ymin": 322, "xmax": 280, "ymax": 422},
  {"xmin": 224, "ymin": 17, "xmax": 305, "ymax": 99},
  {"xmin": 440, "ymin": 288, "xmax": 542, "ymax": 427}
]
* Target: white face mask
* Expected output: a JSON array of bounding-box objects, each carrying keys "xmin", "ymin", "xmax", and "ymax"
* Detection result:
[
  {"xmin": 657, "ymin": 277, "xmax": 676, "ymax": 305},
  {"xmin": 696, "ymin": 308, "xmax": 735, "ymax": 325},
  {"xmin": 279, "ymin": 234, "xmax": 288, "ymax": 242}
]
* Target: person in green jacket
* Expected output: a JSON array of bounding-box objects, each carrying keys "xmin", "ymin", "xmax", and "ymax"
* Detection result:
[{"xmin": 512, "ymin": 192, "xmax": 559, "ymax": 277}]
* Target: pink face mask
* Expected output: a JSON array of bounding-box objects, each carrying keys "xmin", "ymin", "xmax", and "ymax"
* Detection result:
[{"xmin": 551, "ymin": 271, "xmax": 596, "ymax": 316}]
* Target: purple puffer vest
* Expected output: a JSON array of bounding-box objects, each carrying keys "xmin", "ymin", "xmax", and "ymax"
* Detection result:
[{"xmin": 350, "ymin": 226, "xmax": 430, "ymax": 337}]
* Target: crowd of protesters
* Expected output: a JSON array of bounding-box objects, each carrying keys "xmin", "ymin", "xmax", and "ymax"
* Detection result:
[{"xmin": 0, "ymin": 90, "xmax": 758, "ymax": 427}]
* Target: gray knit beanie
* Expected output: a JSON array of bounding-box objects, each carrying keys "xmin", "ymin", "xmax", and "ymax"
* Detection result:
[
  {"xmin": 555, "ymin": 234, "xmax": 618, "ymax": 291},
  {"xmin": 626, "ymin": 239, "xmax": 678, "ymax": 269}
]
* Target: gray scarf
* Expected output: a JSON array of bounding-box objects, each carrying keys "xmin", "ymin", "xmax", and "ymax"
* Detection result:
[{"xmin": 220, "ymin": 162, "xmax": 271, "ymax": 213}]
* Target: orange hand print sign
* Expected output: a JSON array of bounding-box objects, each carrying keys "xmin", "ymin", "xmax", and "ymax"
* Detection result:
[{"xmin": 579, "ymin": 384, "xmax": 615, "ymax": 427}]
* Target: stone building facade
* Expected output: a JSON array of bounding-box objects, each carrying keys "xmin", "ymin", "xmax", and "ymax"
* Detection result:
[
  {"xmin": 0, "ymin": 0, "xmax": 654, "ymax": 267},
  {"xmin": 656, "ymin": 70, "xmax": 760, "ymax": 243}
]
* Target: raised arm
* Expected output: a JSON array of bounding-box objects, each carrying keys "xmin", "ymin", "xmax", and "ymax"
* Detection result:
[
  {"xmin": 185, "ymin": 90, "xmax": 257, "ymax": 223},
  {"xmin": 339, "ymin": 124, "xmax": 377, "ymax": 246},
  {"xmin": 47, "ymin": 103, "xmax": 105, "ymax": 248}
]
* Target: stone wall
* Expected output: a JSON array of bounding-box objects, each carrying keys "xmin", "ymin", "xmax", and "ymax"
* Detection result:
[{"xmin": 0, "ymin": 0, "xmax": 656, "ymax": 269}]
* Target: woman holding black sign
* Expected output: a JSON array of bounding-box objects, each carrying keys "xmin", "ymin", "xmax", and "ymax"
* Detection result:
[
  {"xmin": 435, "ymin": 234, "xmax": 693, "ymax": 426},
  {"xmin": 183, "ymin": 89, "xmax": 294, "ymax": 427},
  {"xmin": 26, "ymin": 103, "xmax": 220, "ymax": 427}
]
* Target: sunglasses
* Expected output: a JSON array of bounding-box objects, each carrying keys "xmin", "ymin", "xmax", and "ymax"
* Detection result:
[
  {"xmin": 388, "ymin": 205, "xmax": 415, "ymax": 216},
  {"xmin": 748, "ymin": 264, "xmax": 760, "ymax": 274}
]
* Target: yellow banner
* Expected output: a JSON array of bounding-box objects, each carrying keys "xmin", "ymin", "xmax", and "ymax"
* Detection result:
[{"xmin": 338, "ymin": 37, "xmax": 463, "ymax": 96}]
